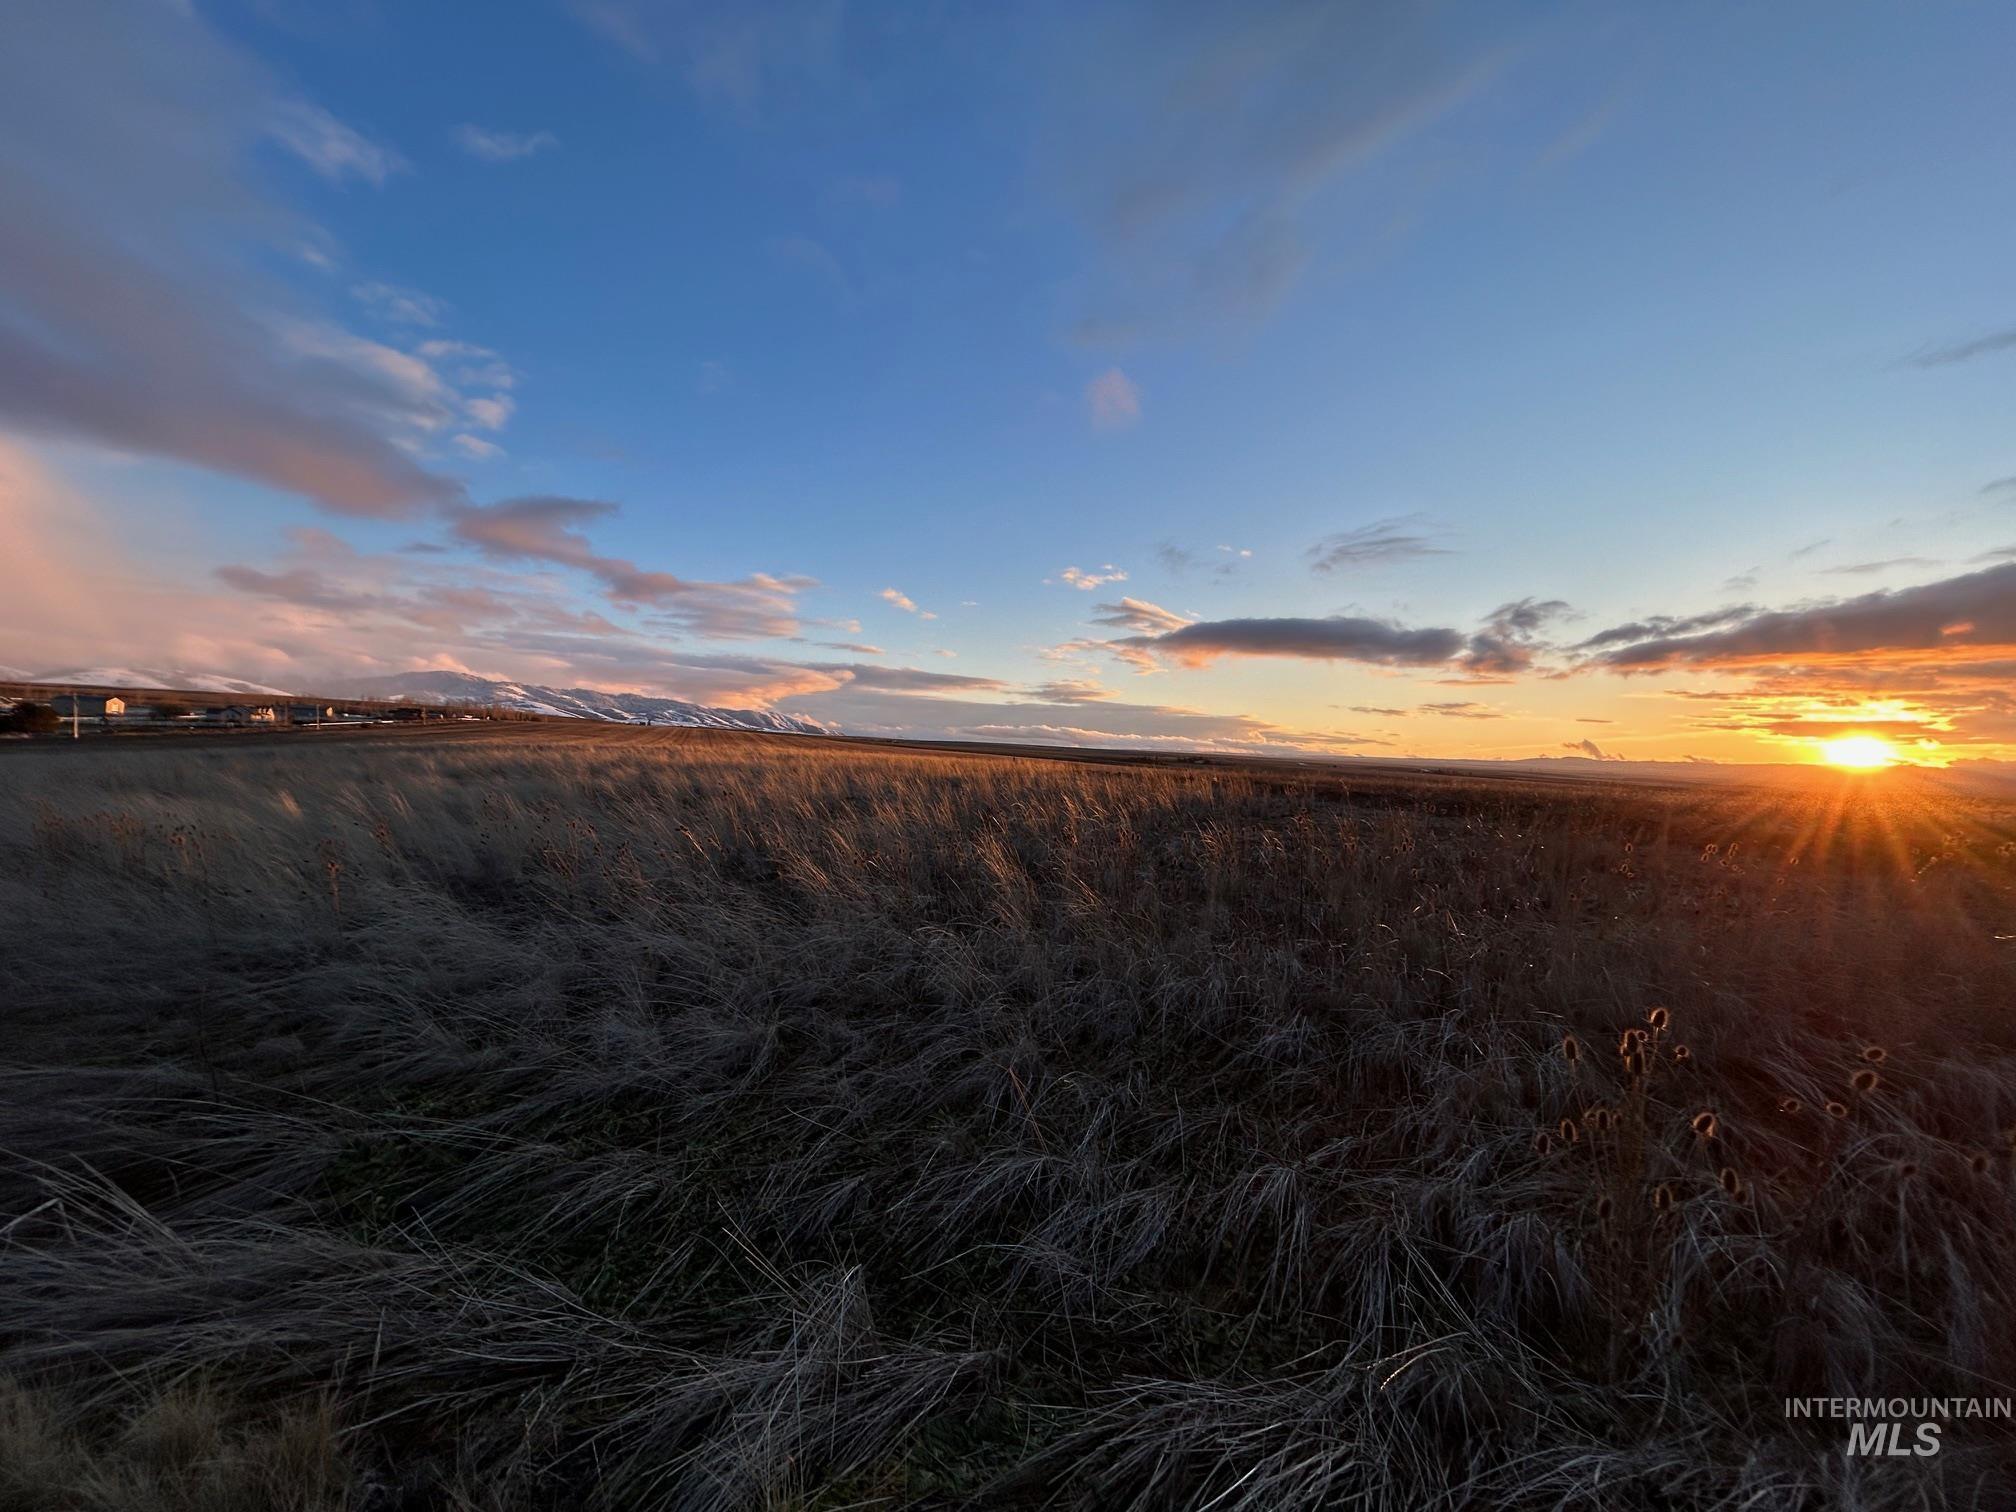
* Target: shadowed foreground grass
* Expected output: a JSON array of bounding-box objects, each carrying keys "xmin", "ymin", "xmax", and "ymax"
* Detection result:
[{"xmin": 2, "ymin": 725, "xmax": 2014, "ymax": 1509}]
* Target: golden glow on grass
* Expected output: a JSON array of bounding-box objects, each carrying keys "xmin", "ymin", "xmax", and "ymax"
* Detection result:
[{"xmin": 1820, "ymin": 734, "xmax": 1900, "ymax": 769}]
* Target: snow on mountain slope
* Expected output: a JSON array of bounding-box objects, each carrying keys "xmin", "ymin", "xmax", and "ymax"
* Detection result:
[
  {"xmin": 29, "ymin": 667, "xmax": 298, "ymax": 695},
  {"xmin": 320, "ymin": 670, "xmax": 829, "ymax": 735}
]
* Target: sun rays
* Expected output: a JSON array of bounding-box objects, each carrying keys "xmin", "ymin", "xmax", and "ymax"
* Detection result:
[{"xmin": 1821, "ymin": 734, "xmax": 1901, "ymax": 770}]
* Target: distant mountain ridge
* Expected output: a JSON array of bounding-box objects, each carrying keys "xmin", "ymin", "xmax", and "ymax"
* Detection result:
[
  {"xmin": 318, "ymin": 670, "xmax": 829, "ymax": 735},
  {"xmin": 23, "ymin": 666, "xmax": 297, "ymax": 696}
]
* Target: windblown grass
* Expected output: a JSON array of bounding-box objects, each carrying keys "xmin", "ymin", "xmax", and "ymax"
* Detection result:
[{"xmin": 2, "ymin": 725, "xmax": 2013, "ymax": 1508}]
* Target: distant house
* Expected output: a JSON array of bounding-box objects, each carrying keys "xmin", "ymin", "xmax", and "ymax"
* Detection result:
[
  {"xmin": 286, "ymin": 704, "xmax": 335, "ymax": 723},
  {"xmin": 205, "ymin": 705, "xmax": 251, "ymax": 724},
  {"xmin": 51, "ymin": 695, "xmax": 124, "ymax": 718},
  {"xmin": 389, "ymin": 705, "xmax": 428, "ymax": 721}
]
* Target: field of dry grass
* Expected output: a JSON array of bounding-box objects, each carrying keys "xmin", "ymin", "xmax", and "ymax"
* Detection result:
[{"xmin": 3, "ymin": 723, "xmax": 2015, "ymax": 1509}]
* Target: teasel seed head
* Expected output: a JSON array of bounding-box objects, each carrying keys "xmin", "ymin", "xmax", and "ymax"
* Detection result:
[
  {"xmin": 1532, "ymin": 1129, "xmax": 1555, "ymax": 1157},
  {"xmin": 1560, "ymin": 1033, "xmax": 1581, "ymax": 1065},
  {"xmin": 1585, "ymin": 1105, "xmax": 1615, "ymax": 1132},
  {"xmin": 1672, "ymin": 1043, "xmax": 1692, "ymax": 1063},
  {"xmin": 1646, "ymin": 1006, "xmax": 1671, "ymax": 1032},
  {"xmin": 1595, "ymin": 1193, "xmax": 1615, "ymax": 1223},
  {"xmin": 1851, "ymin": 1068, "xmax": 1880, "ymax": 1094},
  {"xmin": 1861, "ymin": 1045, "xmax": 1888, "ymax": 1065},
  {"xmin": 1691, "ymin": 1110, "xmax": 1719, "ymax": 1141},
  {"xmin": 1651, "ymin": 1182, "xmax": 1676, "ymax": 1212},
  {"xmin": 1718, "ymin": 1166, "xmax": 1746, "ymax": 1202},
  {"xmin": 1778, "ymin": 1096, "xmax": 1803, "ymax": 1115},
  {"xmin": 1558, "ymin": 1117, "xmax": 1581, "ymax": 1145},
  {"xmin": 1825, "ymin": 1100, "xmax": 1850, "ymax": 1120}
]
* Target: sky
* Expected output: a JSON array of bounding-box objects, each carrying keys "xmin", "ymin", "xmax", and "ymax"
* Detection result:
[{"xmin": 3, "ymin": 0, "xmax": 2014, "ymax": 766}]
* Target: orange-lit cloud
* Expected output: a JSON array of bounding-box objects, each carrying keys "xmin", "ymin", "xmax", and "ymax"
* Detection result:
[
  {"xmin": 450, "ymin": 496, "xmax": 814, "ymax": 638},
  {"xmin": 1582, "ymin": 563, "xmax": 2016, "ymax": 670}
]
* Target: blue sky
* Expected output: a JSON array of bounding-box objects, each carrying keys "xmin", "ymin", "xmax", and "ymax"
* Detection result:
[{"xmin": 4, "ymin": 0, "xmax": 2015, "ymax": 762}]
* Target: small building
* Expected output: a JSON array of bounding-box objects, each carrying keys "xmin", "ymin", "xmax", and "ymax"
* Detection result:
[
  {"xmin": 51, "ymin": 695, "xmax": 125, "ymax": 718},
  {"xmin": 205, "ymin": 705, "xmax": 250, "ymax": 724},
  {"xmin": 285, "ymin": 704, "xmax": 335, "ymax": 723}
]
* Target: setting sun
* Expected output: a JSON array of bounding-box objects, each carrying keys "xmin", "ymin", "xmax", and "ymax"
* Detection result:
[{"xmin": 1820, "ymin": 734, "xmax": 1900, "ymax": 769}]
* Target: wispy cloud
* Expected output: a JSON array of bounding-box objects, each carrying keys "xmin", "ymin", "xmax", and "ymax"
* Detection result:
[
  {"xmin": 418, "ymin": 341, "xmax": 516, "ymax": 392},
  {"xmin": 1307, "ymin": 516, "xmax": 1450, "ymax": 573},
  {"xmin": 1534, "ymin": 93, "xmax": 1621, "ymax": 171},
  {"xmin": 267, "ymin": 99, "xmax": 407, "ymax": 185},
  {"xmin": 1157, "ymin": 541, "xmax": 1251, "ymax": 577},
  {"xmin": 1902, "ymin": 328, "xmax": 2016, "ymax": 368},
  {"xmin": 765, "ymin": 234, "xmax": 855, "ymax": 304},
  {"xmin": 1575, "ymin": 604, "xmax": 1757, "ymax": 652},
  {"xmin": 1088, "ymin": 597, "xmax": 1191, "ymax": 634},
  {"xmin": 1085, "ymin": 368, "xmax": 1141, "ymax": 430},
  {"xmin": 351, "ymin": 282, "xmax": 447, "ymax": 328},
  {"xmin": 451, "ymin": 495, "xmax": 814, "ymax": 638},
  {"xmin": 1818, "ymin": 556, "xmax": 1940, "ymax": 576},
  {"xmin": 464, "ymin": 395, "xmax": 515, "ymax": 431},
  {"xmin": 453, "ymin": 124, "xmax": 559, "ymax": 162},
  {"xmin": 1056, "ymin": 4, "xmax": 1511, "ymax": 339},
  {"xmin": 802, "ymin": 663, "xmax": 1005, "ymax": 695},
  {"xmin": 0, "ymin": 0, "xmax": 459, "ymax": 517},
  {"xmin": 1024, "ymin": 679, "xmax": 1112, "ymax": 704},
  {"xmin": 570, "ymin": 0, "xmax": 844, "ymax": 116},
  {"xmin": 1051, "ymin": 564, "xmax": 1128, "ymax": 591},
  {"xmin": 212, "ymin": 562, "xmax": 388, "ymax": 612}
]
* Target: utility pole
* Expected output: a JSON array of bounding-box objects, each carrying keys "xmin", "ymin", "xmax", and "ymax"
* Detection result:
[{"xmin": 70, "ymin": 687, "xmax": 79, "ymax": 741}]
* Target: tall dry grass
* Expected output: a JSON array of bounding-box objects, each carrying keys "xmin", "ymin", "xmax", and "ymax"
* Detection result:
[{"xmin": 1, "ymin": 725, "xmax": 2013, "ymax": 1508}]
